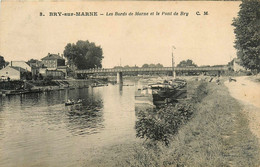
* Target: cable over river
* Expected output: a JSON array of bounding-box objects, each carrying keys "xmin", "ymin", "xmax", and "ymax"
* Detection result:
[{"xmin": 0, "ymin": 81, "xmax": 139, "ymax": 166}]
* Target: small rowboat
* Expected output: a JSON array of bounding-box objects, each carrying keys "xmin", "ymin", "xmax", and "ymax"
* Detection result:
[
  {"xmin": 65, "ymin": 99, "xmax": 82, "ymax": 106},
  {"xmin": 65, "ymin": 101, "xmax": 75, "ymax": 106}
]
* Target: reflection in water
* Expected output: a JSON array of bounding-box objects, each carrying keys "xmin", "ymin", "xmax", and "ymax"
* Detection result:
[
  {"xmin": 66, "ymin": 111, "xmax": 104, "ymax": 136},
  {"xmin": 65, "ymin": 99, "xmax": 104, "ymax": 136},
  {"xmin": 0, "ymin": 82, "xmax": 138, "ymax": 166},
  {"xmin": 119, "ymin": 83, "xmax": 123, "ymax": 95}
]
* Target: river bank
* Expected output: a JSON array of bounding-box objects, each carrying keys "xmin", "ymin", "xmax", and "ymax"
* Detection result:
[
  {"xmin": 0, "ymin": 78, "xmax": 108, "ymax": 96},
  {"xmin": 82, "ymin": 77, "xmax": 260, "ymax": 166},
  {"xmin": 1, "ymin": 76, "xmax": 259, "ymax": 166},
  {"xmin": 123, "ymin": 77, "xmax": 259, "ymax": 166}
]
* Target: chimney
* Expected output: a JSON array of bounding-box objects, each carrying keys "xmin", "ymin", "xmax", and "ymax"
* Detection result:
[
  {"xmin": 58, "ymin": 53, "xmax": 60, "ymax": 56},
  {"xmin": 48, "ymin": 53, "xmax": 50, "ymax": 57},
  {"xmin": 11, "ymin": 61, "xmax": 12, "ymax": 67}
]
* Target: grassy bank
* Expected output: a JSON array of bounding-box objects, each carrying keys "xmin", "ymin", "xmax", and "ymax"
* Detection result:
[{"xmin": 120, "ymin": 79, "xmax": 260, "ymax": 166}]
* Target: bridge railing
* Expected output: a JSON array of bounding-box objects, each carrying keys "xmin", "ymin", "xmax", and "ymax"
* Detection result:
[{"xmin": 75, "ymin": 66, "xmax": 229, "ymax": 74}]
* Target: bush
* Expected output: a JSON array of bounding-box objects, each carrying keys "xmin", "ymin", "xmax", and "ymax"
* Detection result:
[
  {"xmin": 135, "ymin": 81, "xmax": 207, "ymax": 146},
  {"xmin": 135, "ymin": 102, "xmax": 194, "ymax": 146}
]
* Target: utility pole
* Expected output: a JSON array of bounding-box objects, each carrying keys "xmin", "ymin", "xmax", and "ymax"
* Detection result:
[{"xmin": 172, "ymin": 45, "xmax": 176, "ymax": 79}]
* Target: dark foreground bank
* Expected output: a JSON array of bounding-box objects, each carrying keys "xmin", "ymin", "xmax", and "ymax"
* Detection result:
[{"xmin": 85, "ymin": 78, "xmax": 260, "ymax": 167}]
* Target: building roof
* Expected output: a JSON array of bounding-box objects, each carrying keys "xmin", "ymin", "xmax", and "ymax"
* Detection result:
[
  {"xmin": 10, "ymin": 61, "xmax": 30, "ymax": 66},
  {"xmin": 1, "ymin": 66, "xmax": 27, "ymax": 73},
  {"xmin": 7, "ymin": 61, "xmax": 32, "ymax": 72},
  {"xmin": 30, "ymin": 62, "xmax": 44, "ymax": 68},
  {"xmin": 42, "ymin": 53, "xmax": 64, "ymax": 60},
  {"xmin": 10, "ymin": 66, "xmax": 27, "ymax": 72}
]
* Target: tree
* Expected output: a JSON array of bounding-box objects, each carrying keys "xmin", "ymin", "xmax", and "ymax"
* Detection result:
[
  {"xmin": 27, "ymin": 59, "xmax": 38, "ymax": 64},
  {"xmin": 0, "ymin": 55, "xmax": 6, "ymax": 69},
  {"xmin": 149, "ymin": 64, "xmax": 156, "ymax": 68},
  {"xmin": 232, "ymin": 0, "xmax": 260, "ymax": 73},
  {"xmin": 63, "ymin": 40, "xmax": 103, "ymax": 70},
  {"xmin": 141, "ymin": 63, "xmax": 163, "ymax": 68},
  {"xmin": 155, "ymin": 63, "xmax": 163, "ymax": 68},
  {"xmin": 177, "ymin": 59, "xmax": 198, "ymax": 68},
  {"xmin": 113, "ymin": 66, "xmax": 123, "ymax": 69},
  {"xmin": 142, "ymin": 64, "xmax": 149, "ymax": 68}
]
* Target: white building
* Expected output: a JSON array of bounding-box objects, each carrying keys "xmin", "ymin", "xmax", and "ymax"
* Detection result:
[
  {"xmin": 0, "ymin": 66, "xmax": 26, "ymax": 80},
  {"xmin": 233, "ymin": 58, "xmax": 247, "ymax": 72}
]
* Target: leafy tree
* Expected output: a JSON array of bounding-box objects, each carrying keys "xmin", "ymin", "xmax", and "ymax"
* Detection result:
[
  {"xmin": 149, "ymin": 64, "xmax": 156, "ymax": 68},
  {"xmin": 142, "ymin": 63, "xmax": 163, "ymax": 68},
  {"xmin": 177, "ymin": 59, "xmax": 198, "ymax": 68},
  {"xmin": 142, "ymin": 64, "xmax": 149, "ymax": 68},
  {"xmin": 0, "ymin": 55, "xmax": 6, "ymax": 69},
  {"xmin": 155, "ymin": 63, "xmax": 163, "ymax": 68},
  {"xmin": 113, "ymin": 65, "xmax": 139, "ymax": 69},
  {"xmin": 135, "ymin": 103, "xmax": 194, "ymax": 146},
  {"xmin": 63, "ymin": 40, "xmax": 103, "ymax": 70},
  {"xmin": 232, "ymin": 0, "xmax": 260, "ymax": 73},
  {"xmin": 27, "ymin": 59, "xmax": 38, "ymax": 64},
  {"xmin": 228, "ymin": 59, "xmax": 235, "ymax": 66},
  {"xmin": 113, "ymin": 66, "xmax": 123, "ymax": 69}
]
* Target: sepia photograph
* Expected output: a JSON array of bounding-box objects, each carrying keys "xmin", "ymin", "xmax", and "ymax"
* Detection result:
[{"xmin": 0, "ymin": 0, "xmax": 259, "ymax": 166}]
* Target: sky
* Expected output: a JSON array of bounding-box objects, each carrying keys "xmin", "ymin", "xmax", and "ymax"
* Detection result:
[{"xmin": 0, "ymin": 1, "xmax": 241, "ymax": 68}]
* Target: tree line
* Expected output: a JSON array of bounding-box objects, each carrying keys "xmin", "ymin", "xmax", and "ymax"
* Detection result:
[
  {"xmin": 114, "ymin": 60, "xmax": 198, "ymax": 69},
  {"xmin": 232, "ymin": 0, "xmax": 260, "ymax": 73},
  {"xmin": 0, "ymin": 55, "xmax": 9, "ymax": 69},
  {"xmin": 113, "ymin": 63, "xmax": 164, "ymax": 69}
]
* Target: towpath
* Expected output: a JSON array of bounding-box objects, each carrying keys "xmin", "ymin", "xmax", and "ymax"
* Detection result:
[{"xmin": 225, "ymin": 76, "xmax": 260, "ymax": 144}]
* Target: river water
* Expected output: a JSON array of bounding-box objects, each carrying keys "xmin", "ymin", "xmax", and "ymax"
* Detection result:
[{"xmin": 0, "ymin": 80, "xmax": 139, "ymax": 167}]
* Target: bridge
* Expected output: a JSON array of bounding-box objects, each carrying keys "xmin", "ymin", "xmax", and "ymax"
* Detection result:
[{"xmin": 75, "ymin": 66, "xmax": 228, "ymax": 83}]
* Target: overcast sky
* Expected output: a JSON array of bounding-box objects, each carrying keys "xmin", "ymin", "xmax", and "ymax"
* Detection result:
[{"xmin": 0, "ymin": 1, "xmax": 241, "ymax": 68}]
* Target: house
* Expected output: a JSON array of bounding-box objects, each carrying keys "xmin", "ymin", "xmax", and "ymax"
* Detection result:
[
  {"xmin": 57, "ymin": 66, "xmax": 70, "ymax": 77},
  {"xmin": 0, "ymin": 66, "xmax": 28, "ymax": 80},
  {"xmin": 8, "ymin": 61, "xmax": 32, "ymax": 72},
  {"xmin": 28, "ymin": 60, "xmax": 44, "ymax": 76},
  {"xmin": 46, "ymin": 70, "xmax": 65, "ymax": 79},
  {"xmin": 40, "ymin": 53, "xmax": 69, "ymax": 78},
  {"xmin": 233, "ymin": 58, "xmax": 247, "ymax": 72},
  {"xmin": 28, "ymin": 60, "xmax": 42, "ymax": 68},
  {"xmin": 39, "ymin": 67, "xmax": 47, "ymax": 76},
  {"xmin": 41, "ymin": 53, "xmax": 65, "ymax": 69}
]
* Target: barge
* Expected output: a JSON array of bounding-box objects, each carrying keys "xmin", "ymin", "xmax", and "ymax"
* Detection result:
[{"xmin": 135, "ymin": 79, "xmax": 187, "ymax": 106}]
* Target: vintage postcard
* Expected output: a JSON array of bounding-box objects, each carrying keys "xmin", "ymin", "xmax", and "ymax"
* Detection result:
[{"xmin": 0, "ymin": 1, "xmax": 259, "ymax": 167}]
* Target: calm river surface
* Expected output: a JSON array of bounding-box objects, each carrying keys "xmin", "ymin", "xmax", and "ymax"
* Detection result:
[{"xmin": 0, "ymin": 80, "xmax": 140, "ymax": 167}]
